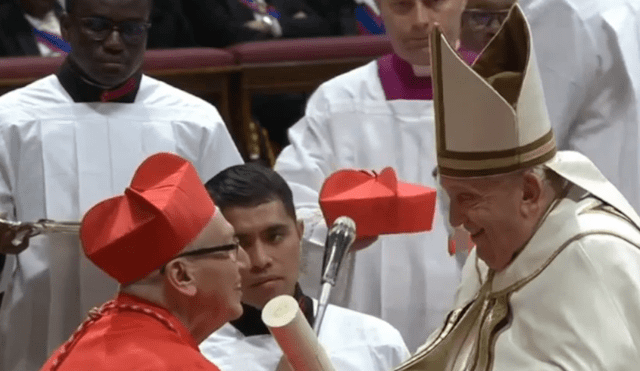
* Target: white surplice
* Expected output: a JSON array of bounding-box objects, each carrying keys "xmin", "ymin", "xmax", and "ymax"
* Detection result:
[
  {"xmin": 0, "ymin": 75, "xmax": 243, "ymax": 371},
  {"xmin": 200, "ymin": 300, "xmax": 410, "ymax": 371},
  {"xmin": 520, "ymin": 0, "xmax": 640, "ymax": 210},
  {"xmin": 274, "ymin": 61, "xmax": 459, "ymax": 352}
]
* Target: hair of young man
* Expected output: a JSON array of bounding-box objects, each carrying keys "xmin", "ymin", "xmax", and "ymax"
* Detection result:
[{"xmin": 205, "ymin": 163, "xmax": 297, "ymax": 221}]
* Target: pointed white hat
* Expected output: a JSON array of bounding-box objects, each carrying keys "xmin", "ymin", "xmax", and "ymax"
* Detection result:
[
  {"xmin": 432, "ymin": 3, "xmax": 556, "ymax": 177},
  {"xmin": 431, "ymin": 4, "xmax": 640, "ymax": 227}
]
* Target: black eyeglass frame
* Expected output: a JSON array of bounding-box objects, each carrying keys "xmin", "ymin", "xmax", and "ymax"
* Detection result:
[
  {"xmin": 76, "ymin": 16, "xmax": 152, "ymax": 44},
  {"xmin": 159, "ymin": 242, "xmax": 240, "ymax": 274}
]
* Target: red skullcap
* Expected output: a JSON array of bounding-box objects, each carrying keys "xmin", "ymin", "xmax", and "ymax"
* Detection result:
[{"xmin": 80, "ymin": 153, "xmax": 215, "ymax": 284}]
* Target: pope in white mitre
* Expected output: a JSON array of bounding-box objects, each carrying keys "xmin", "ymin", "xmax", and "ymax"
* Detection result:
[{"xmin": 395, "ymin": 4, "xmax": 640, "ymax": 370}]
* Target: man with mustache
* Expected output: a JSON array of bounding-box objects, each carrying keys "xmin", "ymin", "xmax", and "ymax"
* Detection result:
[{"xmin": 199, "ymin": 163, "xmax": 410, "ymax": 371}]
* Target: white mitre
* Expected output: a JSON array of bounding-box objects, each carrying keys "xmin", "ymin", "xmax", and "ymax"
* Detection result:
[
  {"xmin": 432, "ymin": 3, "xmax": 555, "ymax": 177},
  {"xmin": 431, "ymin": 3, "xmax": 640, "ymax": 228}
]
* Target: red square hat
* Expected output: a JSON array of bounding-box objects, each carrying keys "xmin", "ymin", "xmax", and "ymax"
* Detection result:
[
  {"xmin": 80, "ymin": 152, "xmax": 215, "ymax": 284},
  {"xmin": 319, "ymin": 167, "xmax": 437, "ymax": 239}
]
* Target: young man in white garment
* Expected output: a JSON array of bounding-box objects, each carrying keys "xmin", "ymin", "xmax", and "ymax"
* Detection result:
[
  {"xmin": 200, "ymin": 163, "xmax": 410, "ymax": 371},
  {"xmin": 395, "ymin": 5, "xmax": 640, "ymax": 369},
  {"xmin": 461, "ymin": 0, "xmax": 640, "ymax": 213},
  {"xmin": 274, "ymin": 0, "xmax": 472, "ymax": 351},
  {"xmin": 0, "ymin": 0, "xmax": 243, "ymax": 368}
]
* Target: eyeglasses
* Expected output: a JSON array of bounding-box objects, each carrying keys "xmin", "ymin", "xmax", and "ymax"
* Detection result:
[
  {"xmin": 77, "ymin": 17, "xmax": 152, "ymax": 44},
  {"xmin": 462, "ymin": 9, "xmax": 510, "ymax": 30},
  {"xmin": 159, "ymin": 242, "xmax": 240, "ymax": 273}
]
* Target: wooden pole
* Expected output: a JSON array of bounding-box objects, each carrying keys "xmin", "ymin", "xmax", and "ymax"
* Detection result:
[{"xmin": 262, "ymin": 295, "xmax": 336, "ymax": 371}]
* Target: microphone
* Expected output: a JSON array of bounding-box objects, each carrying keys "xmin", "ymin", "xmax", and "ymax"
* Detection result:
[
  {"xmin": 313, "ymin": 216, "xmax": 356, "ymax": 334},
  {"xmin": 320, "ymin": 216, "xmax": 357, "ymax": 285}
]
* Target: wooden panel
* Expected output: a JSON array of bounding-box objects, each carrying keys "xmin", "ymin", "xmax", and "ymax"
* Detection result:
[
  {"xmin": 236, "ymin": 57, "xmax": 376, "ymax": 162},
  {"xmin": 241, "ymin": 58, "xmax": 374, "ymax": 93}
]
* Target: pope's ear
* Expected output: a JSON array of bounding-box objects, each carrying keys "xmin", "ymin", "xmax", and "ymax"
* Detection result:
[
  {"xmin": 164, "ymin": 259, "xmax": 197, "ymax": 297},
  {"xmin": 520, "ymin": 171, "xmax": 543, "ymax": 217}
]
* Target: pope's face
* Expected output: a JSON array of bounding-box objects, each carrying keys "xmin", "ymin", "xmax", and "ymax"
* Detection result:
[
  {"xmin": 379, "ymin": 0, "xmax": 467, "ymax": 66},
  {"xmin": 222, "ymin": 200, "xmax": 303, "ymax": 310},
  {"xmin": 440, "ymin": 174, "xmax": 533, "ymax": 271}
]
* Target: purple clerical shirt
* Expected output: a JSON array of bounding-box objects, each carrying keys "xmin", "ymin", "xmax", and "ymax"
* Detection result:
[{"xmin": 378, "ymin": 50, "xmax": 478, "ymax": 101}]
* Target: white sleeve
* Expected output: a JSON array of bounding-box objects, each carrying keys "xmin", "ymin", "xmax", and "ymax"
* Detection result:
[{"xmin": 274, "ymin": 90, "xmax": 338, "ymax": 247}]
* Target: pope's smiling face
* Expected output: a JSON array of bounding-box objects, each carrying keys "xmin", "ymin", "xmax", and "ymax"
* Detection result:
[
  {"xmin": 379, "ymin": 0, "xmax": 467, "ymax": 66},
  {"xmin": 440, "ymin": 173, "xmax": 535, "ymax": 271},
  {"xmin": 222, "ymin": 200, "xmax": 304, "ymax": 309}
]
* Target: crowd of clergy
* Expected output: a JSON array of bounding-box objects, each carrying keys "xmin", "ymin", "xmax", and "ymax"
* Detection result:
[{"xmin": 0, "ymin": 0, "xmax": 640, "ymax": 370}]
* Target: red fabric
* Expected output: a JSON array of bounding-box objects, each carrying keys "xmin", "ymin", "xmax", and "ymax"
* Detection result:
[
  {"xmin": 39, "ymin": 294, "xmax": 221, "ymax": 371},
  {"xmin": 228, "ymin": 35, "xmax": 393, "ymax": 64},
  {"xmin": 80, "ymin": 153, "xmax": 215, "ymax": 284},
  {"xmin": 320, "ymin": 167, "xmax": 437, "ymax": 239}
]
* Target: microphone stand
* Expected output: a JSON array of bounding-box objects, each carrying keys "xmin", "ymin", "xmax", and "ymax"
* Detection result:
[
  {"xmin": 313, "ymin": 216, "xmax": 356, "ymax": 335},
  {"xmin": 313, "ymin": 282, "xmax": 332, "ymax": 334}
]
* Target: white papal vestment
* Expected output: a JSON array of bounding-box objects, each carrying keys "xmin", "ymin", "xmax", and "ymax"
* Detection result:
[{"xmin": 0, "ymin": 75, "xmax": 243, "ymax": 371}]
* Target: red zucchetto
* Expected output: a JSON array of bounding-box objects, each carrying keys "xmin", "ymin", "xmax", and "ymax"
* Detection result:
[{"xmin": 80, "ymin": 152, "xmax": 215, "ymax": 284}]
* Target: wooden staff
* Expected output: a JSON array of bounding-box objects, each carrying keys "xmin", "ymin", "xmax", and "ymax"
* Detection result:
[
  {"xmin": 262, "ymin": 295, "xmax": 336, "ymax": 371},
  {"xmin": 0, "ymin": 218, "xmax": 80, "ymax": 246}
]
